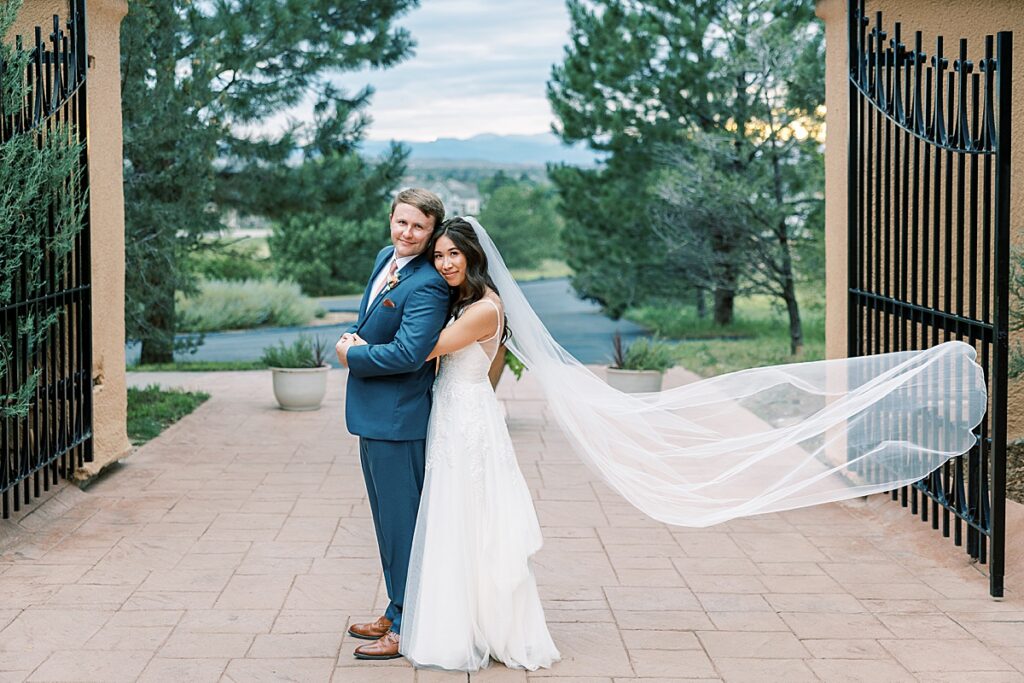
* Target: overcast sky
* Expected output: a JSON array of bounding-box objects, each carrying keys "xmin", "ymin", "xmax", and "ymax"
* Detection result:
[{"xmin": 326, "ymin": 0, "xmax": 571, "ymax": 142}]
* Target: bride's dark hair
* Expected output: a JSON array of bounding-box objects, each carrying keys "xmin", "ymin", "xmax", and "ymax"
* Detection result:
[{"xmin": 430, "ymin": 217, "xmax": 511, "ymax": 344}]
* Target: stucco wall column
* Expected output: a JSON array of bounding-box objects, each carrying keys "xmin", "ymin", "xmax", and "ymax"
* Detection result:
[{"xmin": 80, "ymin": 0, "xmax": 131, "ymax": 476}]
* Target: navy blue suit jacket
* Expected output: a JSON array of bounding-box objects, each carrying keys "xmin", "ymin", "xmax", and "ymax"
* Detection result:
[{"xmin": 344, "ymin": 246, "xmax": 450, "ymax": 441}]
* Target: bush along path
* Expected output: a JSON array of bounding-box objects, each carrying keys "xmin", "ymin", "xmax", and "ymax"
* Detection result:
[{"xmin": 127, "ymin": 278, "xmax": 651, "ymax": 367}]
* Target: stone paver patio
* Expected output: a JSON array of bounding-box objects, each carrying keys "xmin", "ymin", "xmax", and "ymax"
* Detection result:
[{"xmin": 0, "ymin": 367, "xmax": 1022, "ymax": 682}]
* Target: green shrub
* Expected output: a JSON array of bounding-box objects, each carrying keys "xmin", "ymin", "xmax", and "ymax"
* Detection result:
[
  {"xmin": 611, "ymin": 333, "xmax": 676, "ymax": 373},
  {"xmin": 261, "ymin": 334, "xmax": 330, "ymax": 368},
  {"xmin": 1010, "ymin": 344, "xmax": 1024, "ymax": 380},
  {"xmin": 176, "ymin": 278, "xmax": 322, "ymax": 332},
  {"xmin": 271, "ymin": 214, "xmax": 386, "ymax": 296},
  {"xmin": 189, "ymin": 240, "xmax": 272, "ymax": 282},
  {"xmin": 479, "ymin": 182, "xmax": 564, "ymax": 269}
]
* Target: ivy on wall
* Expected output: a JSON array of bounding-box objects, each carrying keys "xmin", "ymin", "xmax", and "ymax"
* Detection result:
[{"xmin": 0, "ymin": 0, "xmax": 87, "ymax": 418}]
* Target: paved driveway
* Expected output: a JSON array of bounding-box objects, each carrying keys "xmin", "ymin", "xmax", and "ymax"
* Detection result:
[
  {"xmin": 125, "ymin": 278, "xmax": 648, "ymax": 367},
  {"xmin": 0, "ymin": 368, "xmax": 1020, "ymax": 681}
]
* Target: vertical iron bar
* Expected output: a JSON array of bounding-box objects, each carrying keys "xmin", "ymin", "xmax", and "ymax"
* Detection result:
[{"xmin": 988, "ymin": 30, "xmax": 1011, "ymax": 600}]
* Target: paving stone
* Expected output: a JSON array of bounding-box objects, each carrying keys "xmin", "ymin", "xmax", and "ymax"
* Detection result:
[
  {"xmin": 875, "ymin": 613, "xmax": 973, "ymax": 639},
  {"xmin": 123, "ymin": 590, "xmax": 219, "ymax": 610},
  {"xmin": 764, "ymin": 593, "xmax": 865, "ymax": 614},
  {"xmin": 730, "ymin": 533, "xmax": 828, "ymax": 563},
  {"xmin": 222, "ymin": 657, "xmax": 336, "ymax": 681},
  {"xmin": 159, "ymin": 631, "xmax": 254, "ymax": 658},
  {"xmin": 604, "ymin": 587, "xmax": 701, "ymax": 612},
  {"xmin": 805, "ymin": 658, "xmax": 914, "ymax": 682},
  {"xmin": 922, "ymin": 674, "xmax": 1024, "ymax": 683},
  {"xmin": 137, "ymin": 568, "xmax": 234, "ymax": 593},
  {"xmin": 138, "ymin": 657, "xmax": 227, "ymax": 682},
  {"xmin": 216, "ymin": 574, "xmax": 294, "ymax": 610},
  {"xmin": 801, "ymin": 638, "xmax": 889, "ymax": 659},
  {"xmin": 0, "ymin": 370, "xmax": 1017, "ymax": 682},
  {"xmin": 627, "ymin": 649, "xmax": 717, "ymax": 678},
  {"xmin": 27, "ymin": 649, "xmax": 152, "ymax": 682},
  {"xmin": 422, "ymin": 669, "xmax": 473, "ymax": 681},
  {"xmin": 683, "ymin": 575, "xmax": 766, "ymax": 595},
  {"xmin": 0, "ymin": 608, "xmax": 111, "ymax": 652},
  {"xmin": 696, "ymin": 631, "xmax": 809, "ymax": 659},
  {"xmin": 672, "ymin": 533, "xmax": 745, "ymax": 559},
  {"xmin": 529, "ymin": 623, "xmax": 632, "ymax": 677},
  {"xmin": 694, "ymin": 593, "xmax": 772, "ymax": 613},
  {"xmin": 84, "ymin": 623, "xmax": 174, "ymax": 650},
  {"xmin": 613, "ymin": 610, "xmax": 715, "ymax": 632},
  {"xmin": 779, "ymin": 612, "xmax": 892, "ymax": 640},
  {"xmin": 613, "ymin": 569, "xmax": 688, "ymax": 587},
  {"xmin": 706, "ymin": 612, "xmax": 790, "ymax": 632},
  {"xmin": 879, "ymin": 638, "xmax": 1015, "ymax": 672},
  {"xmin": 711, "ymin": 657, "xmax": 817, "ymax": 683},
  {"xmin": 620, "ymin": 629, "xmax": 701, "ymax": 651},
  {"xmin": 177, "ymin": 608, "xmax": 278, "ymax": 633},
  {"xmin": 248, "ymin": 632, "xmax": 344, "ymax": 658}
]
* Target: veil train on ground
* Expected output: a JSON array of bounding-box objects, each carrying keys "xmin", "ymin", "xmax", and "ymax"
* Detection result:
[{"xmin": 465, "ymin": 216, "xmax": 989, "ymax": 528}]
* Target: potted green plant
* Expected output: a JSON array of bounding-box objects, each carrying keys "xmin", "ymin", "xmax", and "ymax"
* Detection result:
[
  {"xmin": 261, "ymin": 334, "xmax": 330, "ymax": 411},
  {"xmin": 606, "ymin": 332, "xmax": 676, "ymax": 393}
]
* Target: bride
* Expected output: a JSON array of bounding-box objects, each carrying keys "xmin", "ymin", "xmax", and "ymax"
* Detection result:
[
  {"xmin": 351, "ymin": 216, "xmax": 560, "ymax": 671},
  {"xmin": 349, "ymin": 215, "xmax": 987, "ymax": 671}
]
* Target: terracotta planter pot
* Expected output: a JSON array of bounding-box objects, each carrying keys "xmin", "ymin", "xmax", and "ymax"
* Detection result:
[
  {"xmin": 270, "ymin": 365, "xmax": 329, "ymax": 411},
  {"xmin": 605, "ymin": 367, "xmax": 664, "ymax": 393}
]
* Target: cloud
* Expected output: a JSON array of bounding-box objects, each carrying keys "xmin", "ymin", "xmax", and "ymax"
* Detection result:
[
  {"xmin": 257, "ymin": 0, "xmax": 570, "ymax": 143},
  {"xmin": 366, "ymin": 93, "xmax": 556, "ymax": 141}
]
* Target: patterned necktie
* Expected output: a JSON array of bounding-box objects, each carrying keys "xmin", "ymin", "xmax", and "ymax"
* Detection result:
[{"xmin": 372, "ymin": 259, "xmax": 398, "ymax": 302}]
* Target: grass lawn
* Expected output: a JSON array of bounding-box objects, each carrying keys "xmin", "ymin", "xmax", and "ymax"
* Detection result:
[
  {"xmin": 129, "ymin": 360, "xmax": 268, "ymax": 372},
  {"xmin": 627, "ymin": 291, "xmax": 826, "ymax": 377},
  {"xmin": 510, "ymin": 259, "xmax": 573, "ymax": 281},
  {"xmin": 127, "ymin": 384, "xmax": 210, "ymax": 445}
]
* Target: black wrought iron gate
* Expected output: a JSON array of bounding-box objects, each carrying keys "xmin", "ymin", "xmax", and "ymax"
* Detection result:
[
  {"xmin": 847, "ymin": 0, "xmax": 1012, "ymax": 597},
  {"xmin": 0, "ymin": 0, "xmax": 93, "ymax": 518}
]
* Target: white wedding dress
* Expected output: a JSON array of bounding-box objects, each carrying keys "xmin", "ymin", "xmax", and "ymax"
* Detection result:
[{"xmin": 400, "ymin": 295, "xmax": 560, "ymax": 672}]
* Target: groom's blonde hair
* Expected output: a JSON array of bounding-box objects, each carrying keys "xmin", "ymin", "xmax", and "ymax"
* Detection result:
[{"xmin": 390, "ymin": 188, "xmax": 445, "ymax": 231}]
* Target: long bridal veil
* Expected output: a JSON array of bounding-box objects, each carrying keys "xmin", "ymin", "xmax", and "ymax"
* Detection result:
[{"xmin": 464, "ymin": 217, "xmax": 988, "ymax": 528}]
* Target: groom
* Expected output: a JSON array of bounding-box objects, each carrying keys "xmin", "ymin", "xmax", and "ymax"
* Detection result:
[{"xmin": 335, "ymin": 188, "xmax": 449, "ymax": 660}]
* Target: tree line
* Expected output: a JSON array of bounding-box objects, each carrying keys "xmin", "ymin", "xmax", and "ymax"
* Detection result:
[
  {"xmin": 547, "ymin": 0, "xmax": 825, "ymax": 354},
  {"xmin": 121, "ymin": 0, "xmax": 824, "ymax": 362}
]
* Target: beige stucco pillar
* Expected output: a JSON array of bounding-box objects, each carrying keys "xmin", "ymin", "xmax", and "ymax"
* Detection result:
[
  {"xmin": 817, "ymin": 0, "xmax": 1024, "ymax": 441},
  {"xmin": 12, "ymin": 0, "xmax": 132, "ymax": 475},
  {"xmin": 80, "ymin": 0, "xmax": 131, "ymax": 476}
]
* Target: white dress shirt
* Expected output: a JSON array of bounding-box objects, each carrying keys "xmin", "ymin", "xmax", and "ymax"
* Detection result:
[{"xmin": 369, "ymin": 252, "xmax": 418, "ymax": 302}]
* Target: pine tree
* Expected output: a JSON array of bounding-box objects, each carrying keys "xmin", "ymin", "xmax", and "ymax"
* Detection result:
[
  {"xmin": 652, "ymin": 2, "xmax": 825, "ymax": 354},
  {"xmin": 121, "ymin": 0, "xmax": 418, "ymax": 362},
  {"xmin": 547, "ymin": 0, "xmax": 725, "ymax": 318},
  {"xmin": 548, "ymin": 0, "xmax": 824, "ymax": 329}
]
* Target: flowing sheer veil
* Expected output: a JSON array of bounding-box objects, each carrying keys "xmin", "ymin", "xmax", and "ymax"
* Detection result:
[{"xmin": 464, "ymin": 217, "xmax": 988, "ymax": 528}]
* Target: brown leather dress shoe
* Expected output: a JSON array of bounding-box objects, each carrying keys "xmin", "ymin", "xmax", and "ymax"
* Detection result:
[
  {"xmin": 347, "ymin": 615, "xmax": 392, "ymax": 641},
  {"xmin": 353, "ymin": 630, "xmax": 401, "ymax": 660}
]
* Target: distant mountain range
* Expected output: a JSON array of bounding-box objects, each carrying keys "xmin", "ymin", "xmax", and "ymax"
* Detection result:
[{"xmin": 358, "ymin": 133, "xmax": 602, "ymax": 167}]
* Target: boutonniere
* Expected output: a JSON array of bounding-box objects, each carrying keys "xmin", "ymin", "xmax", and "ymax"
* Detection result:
[{"xmin": 385, "ymin": 271, "xmax": 401, "ymax": 292}]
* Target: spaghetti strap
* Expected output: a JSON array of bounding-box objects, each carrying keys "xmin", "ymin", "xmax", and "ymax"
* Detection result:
[{"xmin": 471, "ymin": 298, "xmax": 503, "ymax": 344}]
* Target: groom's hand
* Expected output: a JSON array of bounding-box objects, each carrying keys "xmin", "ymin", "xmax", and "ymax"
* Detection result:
[{"xmin": 336, "ymin": 334, "xmax": 354, "ymax": 367}]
